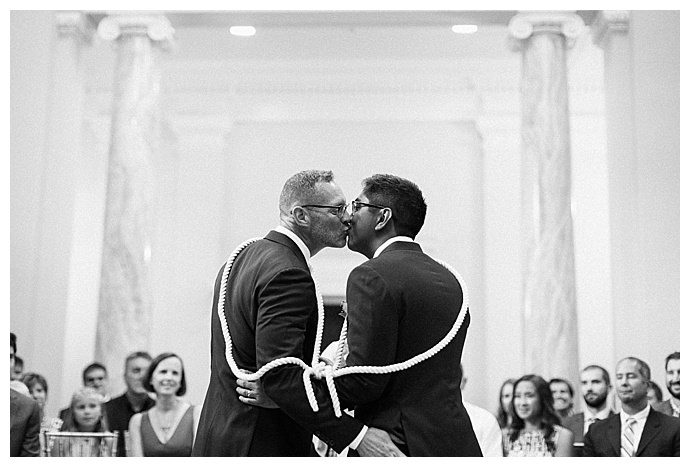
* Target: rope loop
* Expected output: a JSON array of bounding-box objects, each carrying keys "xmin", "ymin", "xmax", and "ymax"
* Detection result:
[{"xmin": 218, "ymin": 237, "xmax": 469, "ymax": 417}]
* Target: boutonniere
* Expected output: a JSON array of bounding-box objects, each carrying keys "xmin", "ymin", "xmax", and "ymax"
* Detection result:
[{"xmin": 339, "ymin": 300, "xmax": 347, "ymax": 319}]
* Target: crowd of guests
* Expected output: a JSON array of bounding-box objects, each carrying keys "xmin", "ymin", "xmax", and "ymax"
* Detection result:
[
  {"xmin": 10, "ymin": 331, "xmax": 680, "ymax": 457},
  {"xmin": 10, "ymin": 333, "xmax": 198, "ymax": 457}
]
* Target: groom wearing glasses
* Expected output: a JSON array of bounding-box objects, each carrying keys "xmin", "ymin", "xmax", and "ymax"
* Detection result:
[
  {"xmin": 193, "ymin": 170, "xmax": 403, "ymax": 457},
  {"xmin": 238, "ymin": 173, "xmax": 482, "ymax": 456}
]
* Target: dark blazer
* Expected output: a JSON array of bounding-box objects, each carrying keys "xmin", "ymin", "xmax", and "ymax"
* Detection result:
[
  {"xmin": 335, "ymin": 242, "xmax": 482, "ymax": 457},
  {"xmin": 192, "ymin": 231, "xmax": 363, "ymax": 456},
  {"xmin": 105, "ymin": 392, "xmax": 156, "ymax": 456},
  {"xmin": 583, "ymin": 407, "xmax": 680, "ymax": 457},
  {"xmin": 562, "ymin": 409, "xmax": 615, "ymax": 456},
  {"xmin": 10, "ymin": 388, "xmax": 41, "ymax": 457}
]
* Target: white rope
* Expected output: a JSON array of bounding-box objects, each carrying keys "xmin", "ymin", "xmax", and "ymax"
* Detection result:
[{"xmin": 218, "ymin": 238, "xmax": 469, "ymax": 417}]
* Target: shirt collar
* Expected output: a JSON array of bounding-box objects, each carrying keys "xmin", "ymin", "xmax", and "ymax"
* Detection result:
[
  {"xmin": 621, "ymin": 403, "xmax": 651, "ymax": 424},
  {"xmin": 275, "ymin": 225, "xmax": 311, "ymax": 264},
  {"xmin": 585, "ymin": 406, "xmax": 611, "ymax": 420},
  {"xmin": 373, "ymin": 236, "xmax": 415, "ymax": 258}
]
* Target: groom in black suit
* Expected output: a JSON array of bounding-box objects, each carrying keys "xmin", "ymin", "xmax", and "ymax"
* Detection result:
[
  {"xmin": 192, "ymin": 170, "xmax": 402, "ymax": 456},
  {"xmin": 583, "ymin": 356, "xmax": 679, "ymax": 456},
  {"xmin": 335, "ymin": 174, "xmax": 482, "ymax": 456}
]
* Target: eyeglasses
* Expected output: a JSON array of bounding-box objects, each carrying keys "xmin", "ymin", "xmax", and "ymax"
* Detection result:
[
  {"xmin": 351, "ymin": 200, "xmax": 387, "ymax": 213},
  {"xmin": 298, "ymin": 204, "xmax": 348, "ymax": 218}
]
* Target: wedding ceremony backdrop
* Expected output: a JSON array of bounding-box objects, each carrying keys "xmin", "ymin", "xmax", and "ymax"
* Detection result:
[{"xmin": 10, "ymin": 10, "xmax": 679, "ymax": 418}]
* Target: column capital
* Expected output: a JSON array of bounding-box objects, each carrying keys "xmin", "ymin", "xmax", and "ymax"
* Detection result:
[
  {"xmin": 508, "ymin": 11, "xmax": 585, "ymax": 50},
  {"xmin": 97, "ymin": 13, "xmax": 174, "ymax": 47},
  {"xmin": 591, "ymin": 11, "xmax": 630, "ymax": 48},
  {"xmin": 55, "ymin": 12, "xmax": 94, "ymax": 44}
]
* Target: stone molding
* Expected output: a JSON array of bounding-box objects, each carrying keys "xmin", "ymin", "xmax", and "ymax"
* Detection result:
[
  {"xmin": 508, "ymin": 11, "xmax": 585, "ymax": 50},
  {"xmin": 590, "ymin": 10, "xmax": 630, "ymax": 47},
  {"xmin": 97, "ymin": 14, "xmax": 174, "ymax": 47}
]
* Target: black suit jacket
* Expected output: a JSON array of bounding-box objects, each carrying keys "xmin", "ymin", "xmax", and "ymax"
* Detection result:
[
  {"xmin": 10, "ymin": 388, "xmax": 41, "ymax": 457},
  {"xmin": 335, "ymin": 242, "xmax": 482, "ymax": 456},
  {"xmin": 192, "ymin": 231, "xmax": 363, "ymax": 456},
  {"xmin": 583, "ymin": 407, "xmax": 680, "ymax": 456}
]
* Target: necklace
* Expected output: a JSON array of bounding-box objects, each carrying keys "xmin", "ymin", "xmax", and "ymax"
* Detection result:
[{"xmin": 155, "ymin": 401, "xmax": 178, "ymax": 433}]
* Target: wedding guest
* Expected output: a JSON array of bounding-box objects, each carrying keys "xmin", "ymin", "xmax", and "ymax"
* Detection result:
[
  {"xmin": 549, "ymin": 377, "xmax": 575, "ymax": 421},
  {"xmin": 60, "ymin": 387, "xmax": 110, "ymax": 433},
  {"xmin": 20, "ymin": 372, "xmax": 64, "ymax": 455},
  {"xmin": 653, "ymin": 351, "xmax": 679, "ymax": 418},
  {"xmin": 561, "ymin": 365, "xmax": 615, "ymax": 456},
  {"xmin": 503, "ymin": 374, "xmax": 574, "ymax": 457},
  {"xmin": 105, "ymin": 351, "xmax": 155, "ymax": 456},
  {"xmin": 59, "ymin": 362, "xmax": 110, "ymax": 421},
  {"xmin": 583, "ymin": 357, "xmax": 679, "ymax": 456},
  {"xmin": 128, "ymin": 352, "xmax": 201, "ymax": 456},
  {"xmin": 496, "ymin": 378, "xmax": 516, "ymax": 429}
]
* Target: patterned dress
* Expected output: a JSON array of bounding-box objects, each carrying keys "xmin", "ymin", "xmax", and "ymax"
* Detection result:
[{"xmin": 503, "ymin": 426, "xmax": 563, "ymax": 457}]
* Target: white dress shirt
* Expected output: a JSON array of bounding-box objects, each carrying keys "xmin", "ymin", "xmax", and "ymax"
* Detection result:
[
  {"xmin": 373, "ymin": 236, "xmax": 415, "ymax": 258},
  {"xmin": 619, "ymin": 404, "xmax": 650, "ymax": 455}
]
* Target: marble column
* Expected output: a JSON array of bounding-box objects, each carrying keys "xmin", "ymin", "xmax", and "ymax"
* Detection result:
[
  {"xmin": 95, "ymin": 14, "xmax": 173, "ymax": 391},
  {"xmin": 509, "ymin": 12, "xmax": 583, "ymax": 388}
]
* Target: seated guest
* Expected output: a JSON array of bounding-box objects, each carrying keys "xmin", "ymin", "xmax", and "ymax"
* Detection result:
[
  {"xmin": 653, "ymin": 351, "xmax": 679, "ymax": 418},
  {"xmin": 52, "ymin": 387, "xmax": 112, "ymax": 456},
  {"xmin": 128, "ymin": 352, "xmax": 200, "ymax": 456},
  {"xmin": 59, "ymin": 362, "xmax": 111, "ymax": 421},
  {"xmin": 60, "ymin": 387, "xmax": 110, "ymax": 433},
  {"xmin": 549, "ymin": 377, "xmax": 575, "ymax": 421},
  {"xmin": 583, "ymin": 357, "xmax": 679, "ymax": 456},
  {"xmin": 496, "ymin": 378, "xmax": 516, "ymax": 429},
  {"xmin": 503, "ymin": 374, "xmax": 574, "ymax": 457},
  {"xmin": 562, "ymin": 365, "xmax": 615, "ymax": 456},
  {"xmin": 647, "ymin": 380, "xmax": 663, "ymax": 405},
  {"xmin": 459, "ymin": 363, "xmax": 503, "ymax": 456},
  {"xmin": 105, "ymin": 351, "xmax": 155, "ymax": 456},
  {"xmin": 21, "ymin": 372, "xmax": 64, "ymax": 455}
]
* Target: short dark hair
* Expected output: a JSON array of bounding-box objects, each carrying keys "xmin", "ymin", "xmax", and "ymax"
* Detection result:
[
  {"xmin": 21, "ymin": 372, "xmax": 48, "ymax": 394},
  {"xmin": 664, "ymin": 351, "xmax": 680, "ymax": 371},
  {"xmin": 144, "ymin": 352, "xmax": 187, "ymax": 396},
  {"xmin": 618, "ymin": 356, "xmax": 651, "ymax": 382},
  {"xmin": 82, "ymin": 362, "xmax": 108, "ymax": 384},
  {"xmin": 361, "ymin": 174, "xmax": 427, "ymax": 238},
  {"xmin": 124, "ymin": 351, "xmax": 152, "ymax": 370},
  {"xmin": 279, "ymin": 170, "xmax": 335, "ymax": 214},
  {"xmin": 582, "ymin": 364, "xmax": 611, "ymax": 386},
  {"xmin": 10, "ymin": 332, "xmax": 17, "ymax": 354},
  {"xmin": 549, "ymin": 377, "xmax": 574, "ymax": 397}
]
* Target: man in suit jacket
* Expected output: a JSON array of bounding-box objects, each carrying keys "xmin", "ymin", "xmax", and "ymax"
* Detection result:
[
  {"xmin": 562, "ymin": 364, "xmax": 616, "ymax": 456},
  {"xmin": 192, "ymin": 170, "xmax": 402, "ymax": 457},
  {"xmin": 10, "ymin": 332, "xmax": 40, "ymax": 457},
  {"xmin": 334, "ymin": 174, "xmax": 482, "ymax": 456},
  {"xmin": 653, "ymin": 351, "xmax": 679, "ymax": 417},
  {"xmin": 583, "ymin": 357, "xmax": 679, "ymax": 456}
]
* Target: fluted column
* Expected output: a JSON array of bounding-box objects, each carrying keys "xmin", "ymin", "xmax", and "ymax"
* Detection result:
[
  {"xmin": 509, "ymin": 12, "xmax": 583, "ymax": 387},
  {"xmin": 95, "ymin": 14, "xmax": 173, "ymax": 389}
]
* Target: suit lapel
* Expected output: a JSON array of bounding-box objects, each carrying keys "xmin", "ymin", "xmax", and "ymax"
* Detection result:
[
  {"xmin": 606, "ymin": 414, "xmax": 622, "ymax": 456},
  {"xmin": 635, "ymin": 408, "xmax": 661, "ymax": 456}
]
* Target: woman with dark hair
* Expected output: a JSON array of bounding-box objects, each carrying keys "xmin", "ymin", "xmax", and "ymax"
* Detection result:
[
  {"xmin": 20, "ymin": 372, "xmax": 63, "ymax": 455},
  {"xmin": 502, "ymin": 374, "xmax": 574, "ymax": 457},
  {"xmin": 496, "ymin": 378, "xmax": 516, "ymax": 429},
  {"xmin": 128, "ymin": 352, "xmax": 200, "ymax": 456}
]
